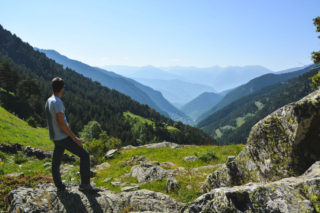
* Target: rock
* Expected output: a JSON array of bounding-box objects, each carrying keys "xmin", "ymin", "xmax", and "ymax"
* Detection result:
[
  {"xmin": 183, "ymin": 156, "xmax": 197, "ymax": 162},
  {"xmin": 166, "ymin": 176, "xmax": 179, "ymax": 193},
  {"xmin": 203, "ymin": 90, "xmax": 320, "ymax": 192},
  {"xmin": 129, "ymin": 163, "xmax": 172, "ymax": 183},
  {"xmin": 142, "ymin": 141, "xmax": 184, "ymax": 149},
  {"xmin": 160, "ymin": 162, "xmax": 176, "ymax": 168},
  {"xmin": 111, "ymin": 182, "xmax": 131, "ymax": 186},
  {"xmin": 121, "ymin": 145, "xmax": 137, "ymax": 150},
  {"xmin": 43, "ymin": 162, "xmax": 51, "ymax": 167},
  {"xmin": 103, "ymin": 177, "xmax": 112, "ymax": 182},
  {"xmin": 126, "ymin": 155, "xmax": 150, "ymax": 165},
  {"xmin": 104, "ymin": 149, "xmax": 119, "ymax": 159},
  {"xmin": 121, "ymin": 186, "xmax": 140, "ymax": 192},
  {"xmin": 60, "ymin": 165, "xmax": 74, "ymax": 176},
  {"xmin": 23, "ymin": 146, "xmax": 51, "ymax": 160},
  {"xmin": 0, "ymin": 143, "xmax": 22, "ymax": 154},
  {"xmin": 6, "ymin": 172, "xmax": 24, "ymax": 178},
  {"xmin": 7, "ymin": 184, "xmax": 185, "ymax": 212},
  {"xmin": 92, "ymin": 162, "xmax": 110, "ymax": 173},
  {"xmin": 186, "ymin": 161, "xmax": 320, "ymax": 213},
  {"xmin": 192, "ymin": 164, "xmax": 222, "ymax": 172}
]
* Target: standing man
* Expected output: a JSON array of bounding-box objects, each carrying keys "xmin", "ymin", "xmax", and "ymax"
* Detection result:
[{"xmin": 45, "ymin": 77, "xmax": 98, "ymax": 192}]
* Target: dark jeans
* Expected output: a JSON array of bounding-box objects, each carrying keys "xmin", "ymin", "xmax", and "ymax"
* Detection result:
[{"xmin": 52, "ymin": 137, "xmax": 90, "ymax": 188}]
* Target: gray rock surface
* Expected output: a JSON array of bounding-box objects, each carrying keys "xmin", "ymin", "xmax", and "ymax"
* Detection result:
[
  {"xmin": 186, "ymin": 161, "xmax": 320, "ymax": 213},
  {"xmin": 203, "ymin": 90, "xmax": 320, "ymax": 192},
  {"xmin": 122, "ymin": 141, "xmax": 185, "ymax": 149},
  {"xmin": 166, "ymin": 176, "xmax": 179, "ymax": 193},
  {"xmin": 6, "ymin": 172, "xmax": 24, "ymax": 178},
  {"xmin": 129, "ymin": 163, "xmax": 173, "ymax": 183},
  {"xmin": 93, "ymin": 162, "xmax": 110, "ymax": 173},
  {"xmin": 183, "ymin": 156, "xmax": 197, "ymax": 162},
  {"xmin": 7, "ymin": 184, "xmax": 185, "ymax": 213},
  {"xmin": 104, "ymin": 149, "xmax": 119, "ymax": 159}
]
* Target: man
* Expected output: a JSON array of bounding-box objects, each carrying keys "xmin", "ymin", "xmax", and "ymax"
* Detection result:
[{"xmin": 45, "ymin": 77, "xmax": 98, "ymax": 192}]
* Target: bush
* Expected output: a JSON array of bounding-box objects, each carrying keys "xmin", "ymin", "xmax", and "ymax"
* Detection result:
[
  {"xmin": 79, "ymin": 121, "xmax": 102, "ymax": 143},
  {"xmin": 14, "ymin": 152, "xmax": 27, "ymax": 164},
  {"xmin": 26, "ymin": 116, "xmax": 37, "ymax": 128},
  {"xmin": 197, "ymin": 151, "xmax": 218, "ymax": 163},
  {"xmin": 85, "ymin": 131, "xmax": 122, "ymax": 164}
]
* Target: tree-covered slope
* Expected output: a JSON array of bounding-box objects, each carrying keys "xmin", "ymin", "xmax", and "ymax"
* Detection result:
[
  {"xmin": 0, "ymin": 25, "xmax": 215, "ymax": 146},
  {"xmin": 39, "ymin": 49, "xmax": 191, "ymax": 124},
  {"xmin": 181, "ymin": 92, "xmax": 222, "ymax": 121},
  {"xmin": 197, "ymin": 65, "xmax": 317, "ymax": 122},
  {"xmin": 197, "ymin": 68, "xmax": 318, "ymax": 144}
]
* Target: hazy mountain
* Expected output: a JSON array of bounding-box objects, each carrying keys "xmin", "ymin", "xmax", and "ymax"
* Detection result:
[
  {"xmin": 38, "ymin": 49, "xmax": 192, "ymax": 124},
  {"xmin": 197, "ymin": 64, "xmax": 319, "ymax": 144},
  {"xmin": 163, "ymin": 65, "xmax": 273, "ymax": 91},
  {"xmin": 196, "ymin": 64, "xmax": 316, "ymax": 122},
  {"xmin": 133, "ymin": 78, "xmax": 217, "ymax": 107},
  {"xmin": 104, "ymin": 65, "xmax": 272, "ymax": 106},
  {"xmin": 181, "ymin": 92, "xmax": 223, "ymax": 121}
]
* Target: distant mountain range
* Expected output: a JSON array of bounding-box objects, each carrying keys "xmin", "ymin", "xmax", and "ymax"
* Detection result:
[
  {"xmin": 181, "ymin": 92, "xmax": 223, "ymax": 121},
  {"xmin": 38, "ymin": 49, "xmax": 192, "ymax": 124},
  {"xmin": 196, "ymin": 64, "xmax": 315, "ymax": 122},
  {"xmin": 104, "ymin": 65, "xmax": 272, "ymax": 106},
  {"xmin": 196, "ymin": 64, "xmax": 318, "ymax": 144}
]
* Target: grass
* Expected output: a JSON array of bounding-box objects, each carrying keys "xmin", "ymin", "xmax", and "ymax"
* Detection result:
[
  {"xmin": 94, "ymin": 144, "xmax": 244, "ymax": 202},
  {"xmin": 0, "ymin": 106, "xmax": 53, "ymax": 151}
]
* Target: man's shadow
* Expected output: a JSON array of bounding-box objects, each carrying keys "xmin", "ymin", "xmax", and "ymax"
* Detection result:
[{"xmin": 57, "ymin": 190, "xmax": 104, "ymax": 213}]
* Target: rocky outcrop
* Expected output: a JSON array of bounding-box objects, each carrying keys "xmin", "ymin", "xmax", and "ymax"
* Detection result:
[
  {"xmin": 104, "ymin": 149, "xmax": 119, "ymax": 159},
  {"xmin": 7, "ymin": 184, "xmax": 185, "ymax": 213},
  {"xmin": 203, "ymin": 90, "xmax": 320, "ymax": 192},
  {"xmin": 129, "ymin": 163, "xmax": 173, "ymax": 183},
  {"xmin": 122, "ymin": 141, "xmax": 186, "ymax": 149},
  {"xmin": 0, "ymin": 143, "xmax": 22, "ymax": 154},
  {"xmin": 186, "ymin": 161, "xmax": 320, "ymax": 213}
]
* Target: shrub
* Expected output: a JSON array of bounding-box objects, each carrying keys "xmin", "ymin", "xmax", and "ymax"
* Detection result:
[
  {"xmin": 85, "ymin": 131, "xmax": 122, "ymax": 164},
  {"xmin": 26, "ymin": 116, "xmax": 37, "ymax": 128},
  {"xmin": 14, "ymin": 152, "xmax": 27, "ymax": 164},
  {"xmin": 197, "ymin": 151, "xmax": 218, "ymax": 163}
]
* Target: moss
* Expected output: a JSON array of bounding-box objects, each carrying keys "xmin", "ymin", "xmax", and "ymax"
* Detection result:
[{"xmin": 310, "ymin": 193, "xmax": 320, "ymax": 212}]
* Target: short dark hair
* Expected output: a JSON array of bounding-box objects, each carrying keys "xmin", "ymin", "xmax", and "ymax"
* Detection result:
[{"xmin": 51, "ymin": 77, "xmax": 64, "ymax": 93}]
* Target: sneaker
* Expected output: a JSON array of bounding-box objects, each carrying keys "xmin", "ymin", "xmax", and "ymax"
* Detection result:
[{"xmin": 78, "ymin": 184, "xmax": 101, "ymax": 192}]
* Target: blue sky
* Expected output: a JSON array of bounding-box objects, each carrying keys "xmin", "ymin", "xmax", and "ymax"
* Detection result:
[{"xmin": 0, "ymin": 0, "xmax": 319, "ymax": 71}]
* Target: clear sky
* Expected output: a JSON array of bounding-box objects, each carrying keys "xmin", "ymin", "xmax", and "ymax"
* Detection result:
[{"xmin": 0, "ymin": 0, "xmax": 319, "ymax": 71}]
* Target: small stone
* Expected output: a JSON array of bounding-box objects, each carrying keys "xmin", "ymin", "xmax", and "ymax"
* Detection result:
[
  {"xmin": 104, "ymin": 177, "xmax": 113, "ymax": 182},
  {"xmin": 93, "ymin": 162, "xmax": 111, "ymax": 173},
  {"xmin": 183, "ymin": 156, "xmax": 198, "ymax": 162},
  {"xmin": 166, "ymin": 176, "xmax": 179, "ymax": 193},
  {"xmin": 6, "ymin": 172, "xmax": 24, "ymax": 178},
  {"xmin": 105, "ymin": 149, "xmax": 120, "ymax": 159},
  {"xmin": 111, "ymin": 182, "xmax": 130, "ymax": 186},
  {"xmin": 44, "ymin": 162, "xmax": 51, "ymax": 167},
  {"xmin": 121, "ymin": 186, "xmax": 139, "ymax": 192}
]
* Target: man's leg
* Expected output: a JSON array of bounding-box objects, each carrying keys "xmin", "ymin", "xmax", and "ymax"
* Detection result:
[
  {"xmin": 63, "ymin": 137, "xmax": 90, "ymax": 185},
  {"xmin": 52, "ymin": 142, "xmax": 66, "ymax": 189}
]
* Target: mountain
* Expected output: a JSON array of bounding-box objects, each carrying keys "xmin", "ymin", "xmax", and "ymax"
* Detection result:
[
  {"xmin": 163, "ymin": 65, "xmax": 272, "ymax": 91},
  {"xmin": 105, "ymin": 65, "xmax": 271, "ymax": 106},
  {"xmin": 197, "ymin": 65, "xmax": 317, "ymax": 122},
  {"xmin": 0, "ymin": 24, "xmax": 214, "ymax": 146},
  {"xmin": 197, "ymin": 65, "xmax": 319, "ymax": 144},
  {"xmin": 181, "ymin": 92, "xmax": 223, "ymax": 121},
  {"xmin": 132, "ymin": 78, "xmax": 217, "ymax": 107},
  {"xmin": 38, "ymin": 49, "xmax": 192, "ymax": 124}
]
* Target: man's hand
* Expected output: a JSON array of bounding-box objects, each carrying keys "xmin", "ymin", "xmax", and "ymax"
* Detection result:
[{"xmin": 73, "ymin": 137, "xmax": 83, "ymax": 147}]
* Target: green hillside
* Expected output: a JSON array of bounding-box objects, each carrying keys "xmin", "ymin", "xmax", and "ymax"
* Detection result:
[
  {"xmin": 0, "ymin": 106, "xmax": 52, "ymax": 150},
  {"xmin": 197, "ymin": 68, "xmax": 318, "ymax": 144}
]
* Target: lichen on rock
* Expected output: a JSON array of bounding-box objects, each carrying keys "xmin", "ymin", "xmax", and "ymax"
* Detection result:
[{"xmin": 202, "ymin": 90, "xmax": 320, "ymax": 192}]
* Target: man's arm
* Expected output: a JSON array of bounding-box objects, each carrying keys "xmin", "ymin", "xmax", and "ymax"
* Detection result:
[{"xmin": 56, "ymin": 112, "xmax": 82, "ymax": 147}]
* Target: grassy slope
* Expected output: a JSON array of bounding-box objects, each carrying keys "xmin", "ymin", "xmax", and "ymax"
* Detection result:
[
  {"xmin": 94, "ymin": 144, "xmax": 244, "ymax": 202},
  {"xmin": 0, "ymin": 106, "xmax": 53, "ymax": 150},
  {"xmin": 0, "ymin": 107, "xmax": 244, "ymax": 203}
]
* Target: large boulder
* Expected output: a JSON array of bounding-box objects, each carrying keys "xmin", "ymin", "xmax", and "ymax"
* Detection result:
[
  {"xmin": 129, "ymin": 163, "xmax": 173, "ymax": 183},
  {"xmin": 186, "ymin": 161, "xmax": 320, "ymax": 213},
  {"xmin": 203, "ymin": 90, "xmax": 320, "ymax": 192},
  {"xmin": 7, "ymin": 184, "xmax": 185, "ymax": 213}
]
